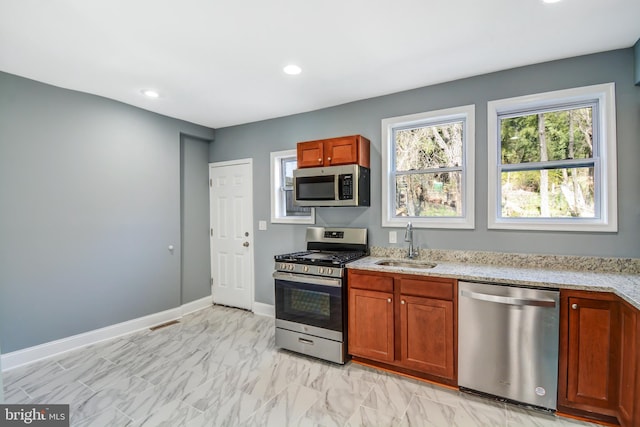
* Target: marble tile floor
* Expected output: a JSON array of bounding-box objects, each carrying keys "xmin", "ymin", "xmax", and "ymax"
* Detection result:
[{"xmin": 2, "ymin": 305, "xmax": 605, "ymax": 427}]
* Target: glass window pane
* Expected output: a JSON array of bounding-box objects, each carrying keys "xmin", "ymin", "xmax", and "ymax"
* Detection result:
[
  {"xmin": 282, "ymin": 158, "xmax": 297, "ymax": 188},
  {"xmin": 285, "ymin": 189, "xmax": 311, "ymax": 216},
  {"xmin": 500, "ymin": 167, "xmax": 595, "ymax": 218},
  {"xmin": 395, "ymin": 172, "xmax": 462, "ymax": 217},
  {"xmin": 500, "ymin": 107, "xmax": 593, "ymax": 165},
  {"xmin": 395, "ymin": 121, "xmax": 463, "ymax": 171}
]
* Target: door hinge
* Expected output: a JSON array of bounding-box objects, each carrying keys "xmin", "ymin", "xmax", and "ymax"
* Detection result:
[
  {"xmin": 210, "ymin": 277, "xmax": 213, "ymax": 285},
  {"xmin": 210, "ymin": 228, "xmax": 213, "ymax": 237},
  {"xmin": 209, "ymin": 178, "xmax": 212, "ymax": 187}
]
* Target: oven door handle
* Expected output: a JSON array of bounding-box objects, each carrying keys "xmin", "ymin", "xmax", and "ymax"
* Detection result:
[{"xmin": 273, "ymin": 271, "xmax": 342, "ymax": 288}]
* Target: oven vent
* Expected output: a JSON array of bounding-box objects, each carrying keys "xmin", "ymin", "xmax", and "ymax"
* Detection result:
[{"xmin": 149, "ymin": 320, "xmax": 180, "ymax": 331}]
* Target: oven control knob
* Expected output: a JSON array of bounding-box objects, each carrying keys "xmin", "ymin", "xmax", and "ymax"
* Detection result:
[
  {"xmin": 318, "ymin": 267, "xmax": 324, "ymax": 274},
  {"xmin": 289, "ymin": 264, "xmax": 295, "ymax": 271},
  {"xmin": 303, "ymin": 266, "xmax": 309, "ymax": 273},
  {"xmin": 327, "ymin": 268, "xmax": 333, "ymax": 275}
]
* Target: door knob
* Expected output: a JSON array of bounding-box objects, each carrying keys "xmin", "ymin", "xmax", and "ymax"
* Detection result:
[{"xmin": 243, "ymin": 242, "xmax": 250, "ymax": 247}]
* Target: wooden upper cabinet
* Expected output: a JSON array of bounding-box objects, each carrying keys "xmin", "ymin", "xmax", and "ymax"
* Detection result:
[
  {"xmin": 297, "ymin": 135, "xmax": 370, "ymax": 168},
  {"xmin": 296, "ymin": 140, "xmax": 325, "ymax": 168},
  {"xmin": 559, "ymin": 291, "xmax": 620, "ymax": 419}
]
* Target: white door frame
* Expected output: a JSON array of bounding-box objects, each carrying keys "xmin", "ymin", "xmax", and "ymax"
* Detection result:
[{"xmin": 209, "ymin": 158, "xmax": 255, "ymax": 311}]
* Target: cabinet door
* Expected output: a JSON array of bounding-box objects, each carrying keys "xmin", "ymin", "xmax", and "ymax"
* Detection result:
[
  {"xmin": 565, "ymin": 296, "xmax": 619, "ymax": 412},
  {"xmin": 325, "ymin": 136, "xmax": 358, "ymax": 166},
  {"xmin": 348, "ymin": 288, "xmax": 394, "ymax": 362},
  {"xmin": 297, "ymin": 141, "xmax": 325, "ymax": 168},
  {"xmin": 618, "ymin": 301, "xmax": 637, "ymax": 427},
  {"xmin": 400, "ymin": 295, "xmax": 454, "ymax": 379}
]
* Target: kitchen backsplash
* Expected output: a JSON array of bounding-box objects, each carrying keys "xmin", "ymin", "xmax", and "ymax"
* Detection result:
[{"xmin": 370, "ymin": 247, "xmax": 640, "ymax": 275}]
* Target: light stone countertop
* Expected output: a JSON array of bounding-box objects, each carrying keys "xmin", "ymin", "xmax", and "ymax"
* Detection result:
[{"xmin": 346, "ymin": 255, "xmax": 640, "ymax": 310}]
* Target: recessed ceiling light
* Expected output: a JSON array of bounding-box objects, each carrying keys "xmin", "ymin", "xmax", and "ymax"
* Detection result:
[
  {"xmin": 141, "ymin": 89, "xmax": 160, "ymax": 98},
  {"xmin": 283, "ymin": 64, "xmax": 302, "ymax": 75},
  {"xmin": 542, "ymin": 0, "xmax": 562, "ymax": 3}
]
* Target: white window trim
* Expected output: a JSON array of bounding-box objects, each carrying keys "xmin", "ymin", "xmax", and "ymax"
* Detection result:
[
  {"xmin": 381, "ymin": 105, "xmax": 475, "ymax": 229},
  {"xmin": 270, "ymin": 149, "xmax": 315, "ymax": 224},
  {"xmin": 487, "ymin": 83, "xmax": 617, "ymax": 232}
]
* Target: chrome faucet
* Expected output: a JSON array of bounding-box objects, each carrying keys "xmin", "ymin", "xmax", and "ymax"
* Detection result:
[{"xmin": 404, "ymin": 221, "xmax": 418, "ymax": 259}]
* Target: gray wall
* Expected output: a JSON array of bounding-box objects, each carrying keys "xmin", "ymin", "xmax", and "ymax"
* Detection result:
[
  {"xmin": 209, "ymin": 48, "xmax": 640, "ymax": 306},
  {"xmin": 0, "ymin": 72, "xmax": 214, "ymax": 353},
  {"xmin": 181, "ymin": 135, "xmax": 212, "ymax": 303},
  {"xmin": 635, "ymin": 39, "xmax": 640, "ymax": 85},
  {"xmin": 0, "ymin": 342, "xmax": 3, "ymax": 402}
]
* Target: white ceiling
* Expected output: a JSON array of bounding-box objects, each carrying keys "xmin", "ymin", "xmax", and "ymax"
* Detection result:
[{"xmin": 1, "ymin": 0, "xmax": 638, "ymax": 129}]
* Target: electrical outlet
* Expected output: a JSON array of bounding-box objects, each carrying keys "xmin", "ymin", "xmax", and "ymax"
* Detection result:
[{"xmin": 389, "ymin": 231, "xmax": 397, "ymax": 244}]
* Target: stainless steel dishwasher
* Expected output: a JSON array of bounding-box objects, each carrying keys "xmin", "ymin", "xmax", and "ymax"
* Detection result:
[{"xmin": 458, "ymin": 281, "xmax": 560, "ymax": 410}]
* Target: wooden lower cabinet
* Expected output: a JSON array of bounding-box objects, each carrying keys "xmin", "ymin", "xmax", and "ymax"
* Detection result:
[
  {"xmin": 348, "ymin": 287, "xmax": 394, "ymax": 362},
  {"xmin": 559, "ymin": 290, "xmax": 640, "ymax": 426},
  {"xmin": 347, "ymin": 269, "xmax": 456, "ymax": 384},
  {"xmin": 565, "ymin": 295, "xmax": 619, "ymax": 412},
  {"xmin": 347, "ymin": 274, "xmax": 640, "ymax": 425},
  {"xmin": 400, "ymin": 295, "xmax": 454, "ymax": 378},
  {"xmin": 618, "ymin": 300, "xmax": 639, "ymax": 427}
]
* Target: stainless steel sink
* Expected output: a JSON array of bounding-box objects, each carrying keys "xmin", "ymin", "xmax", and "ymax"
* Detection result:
[{"xmin": 375, "ymin": 260, "xmax": 437, "ymax": 269}]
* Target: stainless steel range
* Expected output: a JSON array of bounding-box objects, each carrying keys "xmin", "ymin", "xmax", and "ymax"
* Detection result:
[{"xmin": 273, "ymin": 226, "xmax": 368, "ymax": 364}]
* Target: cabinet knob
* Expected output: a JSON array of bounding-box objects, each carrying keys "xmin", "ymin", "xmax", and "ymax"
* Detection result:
[
  {"xmin": 387, "ymin": 298, "xmax": 392, "ymax": 303},
  {"xmin": 571, "ymin": 303, "xmax": 578, "ymax": 310},
  {"xmin": 318, "ymin": 158, "xmax": 322, "ymax": 162},
  {"xmin": 401, "ymin": 300, "xmax": 405, "ymax": 305},
  {"xmin": 327, "ymin": 157, "xmax": 332, "ymax": 161}
]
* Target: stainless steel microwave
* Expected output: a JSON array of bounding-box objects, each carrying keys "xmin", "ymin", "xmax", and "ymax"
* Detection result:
[{"xmin": 293, "ymin": 164, "xmax": 370, "ymax": 207}]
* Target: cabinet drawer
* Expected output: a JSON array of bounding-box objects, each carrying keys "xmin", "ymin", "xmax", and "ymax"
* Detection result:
[
  {"xmin": 348, "ymin": 272, "xmax": 393, "ymax": 293},
  {"xmin": 400, "ymin": 278, "xmax": 454, "ymax": 300}
]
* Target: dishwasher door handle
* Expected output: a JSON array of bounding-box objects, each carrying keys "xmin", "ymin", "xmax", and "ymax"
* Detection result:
[{"xmin": 460, "ymin": 289, "xmax": 557, "ymax": 308}]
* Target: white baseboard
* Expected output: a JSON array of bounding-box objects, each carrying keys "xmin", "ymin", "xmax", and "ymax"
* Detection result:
[
  {"xmin": 252, "ymin": 302, "xmax": 275, "ymax": 317},
  {"xmin": 181, "ymin": 295, "xmax": 213, "ymax": 316},
  {"xmin": 1, "ymin": 296, "xmax": 213, "ymax": 372}
]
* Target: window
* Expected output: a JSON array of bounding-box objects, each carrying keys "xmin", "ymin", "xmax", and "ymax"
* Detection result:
[
  {"xmin": 487, "ymin": 83, "xmax": 617, "ymax": 231},
  {"xmin": 381, "ymin": 105, "xmax": 475, "ymax": 229},
  {"xmin": 270, "ymin": 149, "xmax": 315, "ymax": 224}
]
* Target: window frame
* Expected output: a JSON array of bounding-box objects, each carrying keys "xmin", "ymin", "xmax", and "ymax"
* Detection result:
[
  {"xmin": 270, "ymin": 149, "xmax": 315, "ymax": 224},
  {"xmin": 381, "ymin": 105, "xmax": 475, "ymax": 229},
  {"xmin": 487, "ymin": 83, "xmax": 617, "ymax": 232}
]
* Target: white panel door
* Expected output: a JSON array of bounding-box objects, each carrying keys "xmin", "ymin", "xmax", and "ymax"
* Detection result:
[{"xmin": 209, "ymin": 159, "xmax": 254, "ymax": 310}]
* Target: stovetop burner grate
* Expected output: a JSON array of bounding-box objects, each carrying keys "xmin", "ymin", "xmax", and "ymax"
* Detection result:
[
  {"xmin": 274, "ymin": 226, "xmax": 368, "ymax": 268},
  {"xmin": 274, "ymin": 250, "xmax": 367, "ymax": 266}
]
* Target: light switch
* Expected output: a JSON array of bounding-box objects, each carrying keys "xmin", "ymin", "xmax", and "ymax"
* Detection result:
[
  {"xmin": 389, "ymin": 231, "xmax": 397, "ymax": 244},
  {"xmin": 258, "ymin": 220, "xmax": 267, "ymax": 231}
]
